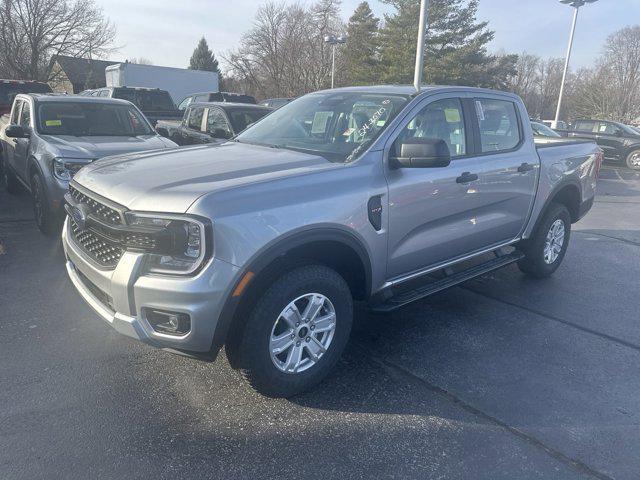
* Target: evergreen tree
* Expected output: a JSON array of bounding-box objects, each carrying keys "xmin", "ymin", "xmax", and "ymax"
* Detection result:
[
  {"xmin": 189, "ymin": 37, "xmax": 220, "ymax": 73},
  {"xmin": 343, "ymin": 2, "xmax": 380, "ymax": 86},
  {"xmin": 379, "ymin": 0, "xmax": 516, "ymax": 88}
]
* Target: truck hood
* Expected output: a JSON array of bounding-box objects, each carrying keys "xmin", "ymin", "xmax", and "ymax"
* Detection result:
[
  {"xmin": 73, "ymin": 141, "xmax": 337, "ymax": 213},
  {"xmin": 44, "ymin": 135, "xmax": 174, "ymax": 160}
]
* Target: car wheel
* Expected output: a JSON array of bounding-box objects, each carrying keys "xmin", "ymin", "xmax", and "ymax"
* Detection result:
[
  {"xmin": 517, "ymin": 202, "xmax": 571, "ymax": 278},
  {"xmin": 626, "ymin": 149, "xmax": 640, "ymax": 170},
  {"xmin": 234, "ymin": 264, "xmax": 353, "ymax": 398},
  {"xmin": 3, "ymin": 157, "xmax": 22, "ymax": 194},
  {"xmin": 31, "ymin": 173, "xmax": 59, "ymax": 237}
]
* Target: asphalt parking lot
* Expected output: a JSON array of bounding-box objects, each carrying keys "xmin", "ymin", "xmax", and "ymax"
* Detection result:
[{"xmin": 1, "ymin": 165, "xmax": 639, "ymax": 480}]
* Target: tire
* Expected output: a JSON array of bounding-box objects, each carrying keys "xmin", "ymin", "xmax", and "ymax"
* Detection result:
[
  {"xmin": 31, "ymin": 173, "xmax": 60, "ymax": 237},
  {"xmin": 233, "ymin": 264, "xmax": 353, "ymax": 398},
  {"xmin": 4, "ymin": 160, "xmax": 22, "ymax": 194},
  {"xmin": 517, "ymin": 202, "xmax": 571, "ymax": 278},
  {"xmin": 626, "ymin": 149, "xmax": 640, "ymax": 170}
]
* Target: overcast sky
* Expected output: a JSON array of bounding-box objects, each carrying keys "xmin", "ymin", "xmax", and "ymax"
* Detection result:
[{"xmin": 97, "ymin": 0, "xmax": 639, "ymax": 71}]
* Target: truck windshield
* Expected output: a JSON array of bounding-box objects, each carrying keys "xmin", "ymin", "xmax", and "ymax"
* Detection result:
[
  {"xmin": 37, "ymin": 102, "xmax": 153, "ymax": 136},
  {"xmin": 113, "ymin": 89, "xmax": 176, "ymax": 112},
  {"xmin": 235, "ymin": 92, "xmax": 411, "ymax": 162}
]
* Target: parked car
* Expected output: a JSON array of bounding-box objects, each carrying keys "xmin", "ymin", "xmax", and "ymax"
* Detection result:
[
  {"xmin": 81, "ymin": 86, "xmax": 182, "ymax": 126},
  {"xmin": 566, "ymin": 118, "xmax": 640, "ymax": 170},
  {"xmin": 156, "ymin": 102, "xmax": 272, "ymax": 146},
  {"xmin": 531, "ymin": 121, "xmax": 561, "ymax": 138},
  {"xmin": 0, "ymin": 94, "xmax": 177, "ymax": 235},
  {"xmin": 62, "ymin": 86, "xmax": 601, "ymax": 397},
  {"xmin": 178, "ymin": 92, "xmax": 257, "ymax": 110},
  {"xmin": 0, "ymin": 79, "xmax": 52, "ymax": 115},
  {"xmin": 259, "ymin": 98, "xmax": 293, "ymax": 109}
]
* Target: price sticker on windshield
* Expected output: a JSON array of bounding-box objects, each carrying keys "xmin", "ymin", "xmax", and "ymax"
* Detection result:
[
  {"xmin": 45, "ymin": 120, "xmax": 62, "ymax": 126},
  {"xmin": 475, "ymin": 101, "xmax": 485, "ymax": 121}
]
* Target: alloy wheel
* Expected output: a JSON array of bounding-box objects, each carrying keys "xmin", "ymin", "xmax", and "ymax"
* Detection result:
[{"xmin": 543, "ymin": 219, "xmax": 565, "ymax": 264}]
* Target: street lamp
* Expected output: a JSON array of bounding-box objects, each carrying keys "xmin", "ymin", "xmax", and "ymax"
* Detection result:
[
  {"xmin": 324, "ymin": 35, "xmax": 346, "ymax": 89},
  {"xmin": 554, "ymin": 0, "xmax": 599, "ymax": 126}
]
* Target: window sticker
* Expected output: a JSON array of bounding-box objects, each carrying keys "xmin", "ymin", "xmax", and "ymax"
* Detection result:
[
  {"xmin": 444, "ymin": 108, "xmax": 461, "ymax": 123},
  {"xmin": 342, "ymin": 127, "xmax": 355, "ymax": 136},
  {"xmin": 311, "ymin": 111, "xmax": 333, "ymax": 134},
  {"xmin": 475, "ymin": 101, "xmax": 485, "ymax": 121},
  {"xmin": 376, "ymin": 120, "xmax": 386, "ymax": 127},
  {"xmin": 45, "ymin": 120, "xmax": 62, "ymax": 126}
]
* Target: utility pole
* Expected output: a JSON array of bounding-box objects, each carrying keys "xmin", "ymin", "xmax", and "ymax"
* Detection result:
[
  {"xmin": 324, "ymin": 35, "xmax": 346, "ymax": 89},
  {"xmin": 413, "ymin": 0, "xmax": 430, "ymax": 92},
  {"xmin": 554, "ymin": 0, "xmax": 599, "ymax": 126}
]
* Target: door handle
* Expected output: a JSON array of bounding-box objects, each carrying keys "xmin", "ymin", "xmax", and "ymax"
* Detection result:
[
  {"xmin": 456, "ymin": 172, "xmax": 478, "ymax": 183},
  {"xmin": 517, "ymin": 162, "xmax": 534, "ymax": 173}
]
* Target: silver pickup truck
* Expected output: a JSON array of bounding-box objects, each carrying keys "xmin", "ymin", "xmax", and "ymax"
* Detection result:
[
  {"xmin": 61, "ymin": 86, "xmax": 602, "ymax": 397},
  {"xmin": 0, "ymin": 94, "xmax": 177, "ymax": 235}
]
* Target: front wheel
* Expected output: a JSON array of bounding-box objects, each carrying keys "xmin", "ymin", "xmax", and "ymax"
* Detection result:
[
  {"xmin": 233, "ymin": 264, "xmax": 353, "ymax": 398},
  {"xmin": 517, "ymin": 202, "xmax": 571, "ymax": 278},
  {"xmin": 626, "ymin": 149, "xmax": 640, "ymax": 170},
  {"xmin": 31, "ymin": 173, "xmax": 60, "ymax": 237}
]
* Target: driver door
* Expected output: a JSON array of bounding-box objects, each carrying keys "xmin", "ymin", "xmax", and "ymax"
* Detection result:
[{"xmin": 13, "ymin": 100, "xmax": 32, "ymax": 181}]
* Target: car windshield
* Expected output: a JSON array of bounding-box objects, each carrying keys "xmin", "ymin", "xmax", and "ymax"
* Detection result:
[
  {"xmin": 113, "ymin": 89, "xmax": 176, "ymax": 111},
  {"xmin": 37, "ymin": 102, "xmax": 153, "ymax": 136},
  {"xmin": 531, "ymin": 122, "xmax": 561, "ymax": 137},
  {"xmin": 235, "ymin": 91, "xmax": 411, "ymax": 162},
  {"xmin": 227, "ymin": 108, "xmax": 271, "ymax": 133}
]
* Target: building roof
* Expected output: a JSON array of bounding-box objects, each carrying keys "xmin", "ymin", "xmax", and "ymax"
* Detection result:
[{"xmin": 52, "ymin": 55, "xmax": 121, "ymax": 87}]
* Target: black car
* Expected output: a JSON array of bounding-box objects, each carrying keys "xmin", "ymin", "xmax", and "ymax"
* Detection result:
[
  {"xmin": 155, "ymin": 102, "xmax": 272, "ymax": 146},
  {"xmin": 177, "ymin": 92, "xmax": 257, "ymax": 110},
  {"xmin": 81, "ymin": 86, "xmax": 182, "ymax": 126},
  {"xmin": 567, "ymin": 119, "xmax": 640, "ymax": 170}
]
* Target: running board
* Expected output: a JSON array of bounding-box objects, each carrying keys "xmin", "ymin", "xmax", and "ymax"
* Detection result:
[{"xmin": 370, "ymin": 250, "xmax": 524, "ymax": 313}]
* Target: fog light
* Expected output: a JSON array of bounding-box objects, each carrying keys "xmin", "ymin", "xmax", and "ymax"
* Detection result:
[{"xmin": 144, "ymin": 308, "xmax": 191, "ymax": 336}]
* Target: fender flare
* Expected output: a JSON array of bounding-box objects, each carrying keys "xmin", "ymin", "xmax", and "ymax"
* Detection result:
[
  {"xmin": 209, "ymin": 226, "xmax": 373, "ymax": 359},
  {"xmin": 532, "ymin": 179, "xmax": 582, "ymax": 232}
]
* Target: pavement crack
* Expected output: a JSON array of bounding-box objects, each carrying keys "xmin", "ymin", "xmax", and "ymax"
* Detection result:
[
  {"xmin": 357, "ymin": 345, "xmax": 614, "ymax": 480},
  {"xmin": 462, "ymin": 286, "xmax": 640, "ymax": 354}
]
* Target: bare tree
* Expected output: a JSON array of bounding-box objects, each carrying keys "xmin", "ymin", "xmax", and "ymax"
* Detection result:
[
  {"xmin": 602, "ymin": 26, "xmax": 640, "ymax": 122},
  {"xmin": 224, "ymin": 0, "xmax": 343, "ymax": 99},
  {"xmin": 0, "ymin": 0, "xmax": 115, "ymax": 81}
]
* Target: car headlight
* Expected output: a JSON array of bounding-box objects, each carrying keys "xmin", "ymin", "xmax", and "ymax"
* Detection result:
[
  {"xmin": 52, "ymin": 158, "xmax": 91, "ymax": 181},
  {"xmin": 125, "ymin": 212, "xmax": 210, "ymax": 275}
]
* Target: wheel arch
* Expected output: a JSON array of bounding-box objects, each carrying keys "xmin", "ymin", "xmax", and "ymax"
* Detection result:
[
  {"xmin": 543, "ymin": 181, "xmax": 582, "ymax": 224},
  {"xmin": 212, "ymin": 226, "xmax": 373, "ymax": 364}
]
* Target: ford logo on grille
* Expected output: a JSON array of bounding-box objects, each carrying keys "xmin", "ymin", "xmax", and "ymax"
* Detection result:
[{"xmin": 71, "ymin": 203, "xmax": 90, "ymax": 231}]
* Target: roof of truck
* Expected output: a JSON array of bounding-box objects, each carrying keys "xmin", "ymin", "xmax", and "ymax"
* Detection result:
[
  {"xmin": 24, "ymin": 93, "xmax": 133, "ymax": 106},
  {"xmin": 190, "ymin": 101, "xmax": 271, "ymax": 110},
  {"xmin": 314, "ymin": 85, "xmax": 521, "ymax": 99}
]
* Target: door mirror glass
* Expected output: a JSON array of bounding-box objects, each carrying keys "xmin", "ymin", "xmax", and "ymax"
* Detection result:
[
  {"xmin": 5, "ymin": 124, "xmax": 29, "ymax": 138},
  {"xmin": 615, "ymin": 129, "xmax": 624, "ymax": 137},
  {"xmin": 391, "ymin": 138, "xmax": 451, "ymax": 168}
]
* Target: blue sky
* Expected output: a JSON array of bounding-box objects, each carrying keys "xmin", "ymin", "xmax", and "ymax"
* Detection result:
[{"xmin": 97, "ymin": 0, "xmax": 639, "ymax": 70}]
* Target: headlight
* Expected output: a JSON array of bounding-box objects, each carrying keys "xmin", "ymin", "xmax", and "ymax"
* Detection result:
[
  {"xmin": 125, "ymin": 212, "xmax": 210, "ymax": 275},
  {"xmin": 52, "ymin": 158, "xmax": 91, "ymax": 181}
]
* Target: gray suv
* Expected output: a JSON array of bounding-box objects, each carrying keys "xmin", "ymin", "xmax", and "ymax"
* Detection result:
[
  {"xmin": 0, "ymin": 94, "xmax": 177, "ymax": 235},
  {"xmin": 62, "ymin": 86, "xmax": 601, "ymax": 397}
]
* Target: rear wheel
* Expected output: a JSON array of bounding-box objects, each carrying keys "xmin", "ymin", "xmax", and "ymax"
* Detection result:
[
  {"xmin": 626, "ymin": 149, "xmax": 640, "ymax": 170},
  {"xmin": 517, "ymin": 202, "xmax": 571, "ymax": 278},
  {"xmin": 31, "ymin": 173, "xmax": 60, "ymax": 237},
  {"xmin": 232, "ymin": 264, "xmax": 353, "ymax": 398}
]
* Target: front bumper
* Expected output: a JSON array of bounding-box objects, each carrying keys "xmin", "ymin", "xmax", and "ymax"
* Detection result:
[{"xmin": 62, "ymin": 217, "xmax": 239, "ymax": 353}]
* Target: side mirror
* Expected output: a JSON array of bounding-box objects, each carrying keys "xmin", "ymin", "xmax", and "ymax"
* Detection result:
[
  {"xmin": 5, "ymin": 124, "xmax": 29, "ymax": 138},
  {"xmin": 391, "ymin": 138, "xmax": 451, "ymax": 168},
  {"xmin": 615, "ymin": 129, "xmax": 624, "ymax": 137}
]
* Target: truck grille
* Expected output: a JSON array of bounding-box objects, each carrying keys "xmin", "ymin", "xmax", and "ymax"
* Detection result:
[
  {"xmin": 68, "ymin": 185, "xmax": 122, "ymax": 225},
  {"xmin": 70, "ymin": 218, "xmax": 124, "ymax": 268}
]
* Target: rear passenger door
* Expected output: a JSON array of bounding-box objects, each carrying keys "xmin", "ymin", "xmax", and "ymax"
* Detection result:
[
  {"xmin": 594, "ymin": 121, "xmax": 624, "ymax": 159},
  {"xmin": 385, "ymin": 93, "xmax": 538, "ymax": 279}
]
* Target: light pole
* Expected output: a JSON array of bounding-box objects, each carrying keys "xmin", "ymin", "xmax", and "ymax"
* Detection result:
[
  {"xmin": 554, "ymin": 0, "xmax": 599, "ymax": 126},
  {"xmin": 413, "ymin": 0, "xmax": 431, "ymax": 92},
  {"xmin": 324, "ymin": 35, "xmax": 346, "ymax": 89}
]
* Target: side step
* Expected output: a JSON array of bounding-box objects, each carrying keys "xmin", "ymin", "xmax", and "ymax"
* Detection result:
[{"xmin": 370, "ymin": 250, "xmax": 524, "ymax": 313}]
